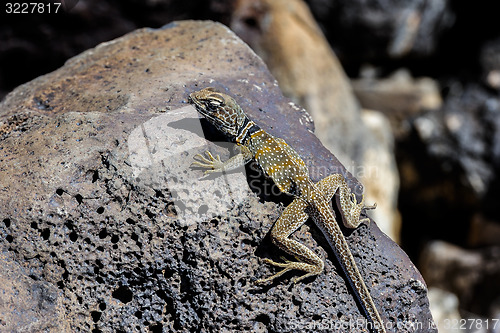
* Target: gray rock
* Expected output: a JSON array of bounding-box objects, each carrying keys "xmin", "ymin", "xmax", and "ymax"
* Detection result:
[
  {"xmin": 427, "ymin": 287, "xmax": 461, "ymax": 333},
  {"xmin": 0, "ymin": 20, "xmax": 434, "ymax": 332}
]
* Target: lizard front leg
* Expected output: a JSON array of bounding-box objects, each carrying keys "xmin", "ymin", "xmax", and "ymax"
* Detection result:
[
  {"xmin": 192, "ymin": 145, "xmax": 252, "ymax": 174},
  {"xmin": 256, "ymin": 198, "xmax": 324, "ymax": 284}
]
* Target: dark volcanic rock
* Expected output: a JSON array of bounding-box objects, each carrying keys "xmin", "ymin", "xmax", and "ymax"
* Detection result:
[{"xmin": 0, "ymin": 21, "xmax": 434, "ymax": 332}]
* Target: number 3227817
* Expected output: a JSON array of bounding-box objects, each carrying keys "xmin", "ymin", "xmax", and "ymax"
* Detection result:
[
  {"xmin": 6, "ymin": 2, "xmax": 62, "ymax": 14},
  {"xmin": 443, "ymin": 318, "xmax": 499, "ymax": 330}
]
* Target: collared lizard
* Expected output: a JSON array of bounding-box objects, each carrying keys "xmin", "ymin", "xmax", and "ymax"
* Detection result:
[{"xmin": 189, "ymin": 87, "xmax": 385, "ymax": 333}]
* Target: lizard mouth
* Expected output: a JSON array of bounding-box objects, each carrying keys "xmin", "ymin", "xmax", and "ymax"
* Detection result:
[
  {"xmin": 188, "ymin": 94, "xmax": 206, "ymax": 113},
  {"xmin": 187, "ymin": 93, "xmax": 196, "ymax": 106}
]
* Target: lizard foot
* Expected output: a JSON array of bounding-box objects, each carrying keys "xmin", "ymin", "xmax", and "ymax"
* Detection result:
[
  {"xmin": 256, "ymin": 257, "xmax": 321, "ymax": 284},
  {"xmin": 360, "ymin": 199, "xmax": 376, "ymax": 226},
  {"xmin": 358, "ymin": 202, "xmax": 376, "ymax": 226},
  {"xmin": 191, "ymin": 151, "xmax": 224, "ymax": 174},
  {"xmin": 344, "ymin": 194, "xmax": 376, "ymax": 228},
  {"xmin": 359, "ymin": 217, "xmax": 371, "ymax": 225},
  {"xmin": 364, "ymin": 202, "xmax": 377, "ymax": 210}
]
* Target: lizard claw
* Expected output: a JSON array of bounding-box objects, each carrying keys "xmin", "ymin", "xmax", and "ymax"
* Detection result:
[
  {"xmin": 256, "ymin": 257, "xmax": 321, "ymax": 284},
  {"xmin": 364, "ymin": 202, "xmax": 377, "ymax": 210},
  {"xmin": 256, "ymin": 258, "xmax": 293, "ymax": 284},
  {"xmin": 191, "ymin": 151, "xmax": 224, "ymax": 173}
]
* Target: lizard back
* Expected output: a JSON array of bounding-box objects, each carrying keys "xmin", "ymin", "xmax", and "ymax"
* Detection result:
[{"xmin": 247, "ymin": 129, "xmax": 312, "ymax": 198}]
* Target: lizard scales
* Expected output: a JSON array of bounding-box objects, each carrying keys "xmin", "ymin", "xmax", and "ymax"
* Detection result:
[{"xmin": 189, "ymin": 87, "xmax": 386, "ymax": 333}]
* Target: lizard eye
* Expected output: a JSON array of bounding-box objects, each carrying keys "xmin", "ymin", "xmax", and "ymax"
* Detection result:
[{"xmin": 205, "ymin": 98, "xmax": 225, "ymax": 111}]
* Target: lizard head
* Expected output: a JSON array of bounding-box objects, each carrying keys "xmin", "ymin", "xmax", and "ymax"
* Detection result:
[{"xmin": 189, "ymin": 87, "xmax": 250, "ymax": 143}]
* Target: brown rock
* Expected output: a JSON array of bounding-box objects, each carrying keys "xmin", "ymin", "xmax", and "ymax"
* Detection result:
[
  {"xmin": 469, "ymin": 213, "xmax": 500, "ymax": 247},
  {"xmin": 0, "ymin": 21, "xmax": 433, "ymax": 332}
]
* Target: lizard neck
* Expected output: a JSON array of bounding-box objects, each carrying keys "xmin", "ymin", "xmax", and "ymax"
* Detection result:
[{"xmin": 237, "ymin": 119, "xmax": 262, "ymax": 145}]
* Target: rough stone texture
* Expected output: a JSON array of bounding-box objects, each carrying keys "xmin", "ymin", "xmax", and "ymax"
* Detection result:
[
  {"xmin": 0, "ymin": 251, "xmax": 70, "ymax": 332},
  {"xmin": 230, "ymin": 0, "xmax": 400, "ymax": 241},
  {"xmin": 0, "ymin": 21, "xmax": 433, "ymax": 332},
  {"xmin": 0, "ymin": 0, "xmax": 227, "ymax": 101}
]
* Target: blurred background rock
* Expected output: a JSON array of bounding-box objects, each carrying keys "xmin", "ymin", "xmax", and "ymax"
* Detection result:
[{"xmin": 2, "ymin": 0, "xmax": 500, "ymax": 329}]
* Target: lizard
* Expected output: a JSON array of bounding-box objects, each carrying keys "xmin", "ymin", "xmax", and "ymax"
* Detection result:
[{"xmin": 188, "ymin": 87, "xmax": 386, "ymax": 333}]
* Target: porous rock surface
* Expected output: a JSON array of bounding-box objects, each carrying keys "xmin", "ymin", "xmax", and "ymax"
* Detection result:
[{"xmin": 0, "ymin": 21, "xmax": 434, "ymax": 332}]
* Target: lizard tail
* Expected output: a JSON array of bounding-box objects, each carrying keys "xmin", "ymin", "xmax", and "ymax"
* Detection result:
[{"xmin": 313, "ymin": 199, "xmax": 387, "ymax": 333}]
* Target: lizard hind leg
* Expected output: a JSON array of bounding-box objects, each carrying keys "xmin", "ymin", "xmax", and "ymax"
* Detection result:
[
  {"xmin": 315, "ymin": 174, "xmax": 362, "ymax": 228},
  {"xmin": 257, "ymin": 257, "xmax": 323, "ymax": 284},
  {"xmin": 316, "ymin": 173, "xmax": 373, "ymax": 229},
  {"xmin": 346, "ymin": 192, "xmax": 378, "ymax": 228},
  {"xmin": 256, "ymin": 198, "xmax": 324, "ymax": 284}
]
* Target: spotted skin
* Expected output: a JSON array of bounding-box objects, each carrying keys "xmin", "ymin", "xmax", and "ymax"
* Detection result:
[{"xmin": 189, "ymin": 87, "xmax": 385, "ymax": 333}]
